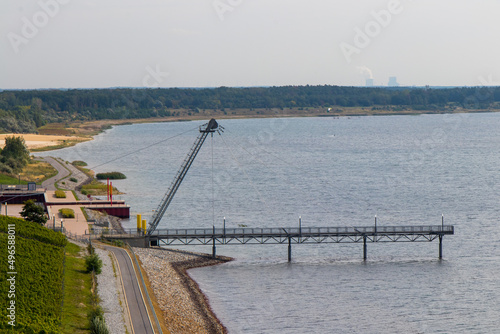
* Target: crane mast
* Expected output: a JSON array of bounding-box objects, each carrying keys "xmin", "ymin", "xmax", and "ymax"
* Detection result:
[{"xmin": 146, "ymin": 119, "xmax": 220, "ymax": 235}]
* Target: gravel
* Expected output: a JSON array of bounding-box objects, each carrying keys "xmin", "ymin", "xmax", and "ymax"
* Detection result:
[
  {"xmin": 133, "ymin": 247, "xmax": 232, "ymax": 334},
  {"xmin": 95, "ymin": 247, "xmax": 128, "ymax": 334}
]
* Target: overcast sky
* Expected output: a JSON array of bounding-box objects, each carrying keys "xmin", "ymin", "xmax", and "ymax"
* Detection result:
[{"xmin": 1, "ymin": 0, "xmax": 499, "ymax": 89}]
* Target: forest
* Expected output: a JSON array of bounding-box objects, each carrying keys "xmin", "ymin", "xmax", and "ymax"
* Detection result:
[{"xmin": 1, "ymin": 85, "xmax": 499, "ymax": 133}]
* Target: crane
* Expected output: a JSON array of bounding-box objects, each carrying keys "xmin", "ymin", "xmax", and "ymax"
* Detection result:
[{"xmin": 146, "ymin": 119, "xmax": 221, "ymax": 235}]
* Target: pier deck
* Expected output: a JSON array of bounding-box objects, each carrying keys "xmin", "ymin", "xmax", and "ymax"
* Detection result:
[{"xmin": 101, "ymin": 225, "xmax": 454, "ymax": 261}]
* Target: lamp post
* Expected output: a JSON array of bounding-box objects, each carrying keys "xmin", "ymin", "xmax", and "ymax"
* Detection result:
[
  {"xmin": 18, "ymin": 173, "xmax": 20, "ymax": 185},
  {"xmin": 299, "ymin": 216, "xmax": 302, "ymax": 240}
]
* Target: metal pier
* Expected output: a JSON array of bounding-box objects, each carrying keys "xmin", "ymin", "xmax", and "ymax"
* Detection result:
[{"xmin": 102, "ymin": 225, "xmax": 455, "ymax": 262}]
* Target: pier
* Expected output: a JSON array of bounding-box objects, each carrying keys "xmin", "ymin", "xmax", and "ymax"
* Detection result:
[{"xmin": 101, "ymin": 224, "xmax": 454, "ymax": 261}]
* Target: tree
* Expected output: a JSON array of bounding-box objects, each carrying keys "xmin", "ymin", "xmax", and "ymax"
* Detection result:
[
  {"xmin": 0, "ymin": 136, "xmax": 30, "ymax": 173},
  {"xmin": 20, "ymin": 199, "xmax": 47, "ymax": 226},
  {"xmin": 85, "ymin": 253, "xmax": 103, "ymax": 274},
  {"xmin": 1, "ymin": 136, "xmax": 30, "ymax": 161}
]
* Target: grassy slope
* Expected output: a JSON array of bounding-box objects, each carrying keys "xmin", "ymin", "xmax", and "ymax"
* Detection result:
[
  {"xmin": 0, "ymin": 216, "xmax": 66, "ymax": 333},
  {"xmin": 59, "ymin": 242, "xmax": 94, "ymax": 334},
  {"xmin": 0, "ymin": 217, "xmax": 96, "ymax": 333},
  {"xmin": 0, "ymin": 174, "xmax": 26, "ymax": 185},
  {"xmin": 0, "ymin": 159, "xmax": 58, "ymax": 185}
]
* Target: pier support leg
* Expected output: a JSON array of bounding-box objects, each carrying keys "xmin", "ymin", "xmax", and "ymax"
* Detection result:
[
  {"xmin": 439, "ymin": 235, "xmax": 443, "ymax": 259},
  {"xmin": 212, "ymin": 238, "xmax": 216, "ymax": 258},
  {"xmin": 288, "ymin": 237, "xmax": 292, "ymax": 262},
  {"xmin": 363, "ymin": 236, "xmax": 367, "ymax": 261}
]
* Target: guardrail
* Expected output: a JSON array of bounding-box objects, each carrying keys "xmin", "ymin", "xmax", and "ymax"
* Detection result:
[{"xmin": 96, "ymin": 225, "xmax": 453, "ymax": 237}]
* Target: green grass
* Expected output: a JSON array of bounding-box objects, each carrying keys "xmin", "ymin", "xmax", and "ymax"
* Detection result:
[
  {"xmin": 0, "ymin": 217, "xmax": 67, "ymax": 332},
  {"xmin": 72, "ymin": 161, "xmax": 88, "ymax": 167},
  {"xmin": 96, "ymin": 172, "xmax": 126, "ymax": 180},
  {"xmin": 60, "ymin": 242, "xmax": 94, "ymax": 334},
  {"xmin": 59, "ymin": 209, "xmax": 75, "ymax": 219},
  {"xmin": 55, "ymin": 190, "xmax": 67, "ymax": 198},
  {"xmin": 80, "ymin": 180, "xmax": 120, "ymax": 196},
  {"xmin": 80, "ymin": 207, "xmax": 89, "ymax": 221},
  {"xmin": 0, "ymin": 216, "xmax": 67, "ymax": 246},
  {"xmin": 0, "ymin": 174, "xmax": 27, "ymax": 185}
]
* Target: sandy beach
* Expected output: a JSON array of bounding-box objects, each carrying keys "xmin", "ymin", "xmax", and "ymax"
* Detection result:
[
  {"xmin": 0, "ymin": 133, "xmax": 88, "ymax": 150},
  {"xmin": 133, "ymin": 247, "xmax": 232, "ymax": 334}
]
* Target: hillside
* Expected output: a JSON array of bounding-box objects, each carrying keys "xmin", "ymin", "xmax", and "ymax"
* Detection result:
[{"xmin": 0, "ymin": 216, "xmax": 67, "ymax": 333}]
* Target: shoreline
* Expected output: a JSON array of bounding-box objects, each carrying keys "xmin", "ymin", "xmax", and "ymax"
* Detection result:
[
  {"xmin": 33, "ymin": 109, "xmax": 493, "ymax": 332},
  {"xmin": 28, "ymin": 107, "xmax": 498, "ymax": 152},
  {"xmin": 133, "ymin": 247, "xmax": 232, "ymax": 334}
]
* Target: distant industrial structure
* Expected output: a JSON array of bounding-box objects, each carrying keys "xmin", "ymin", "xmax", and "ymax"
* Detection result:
[
  {"xmin": 388, "ymin": 76, "xmax": 399, "ymax": 87},
  {"xmin": 365, "ymin": 79, "xmax": 374, "ymax": 87}
]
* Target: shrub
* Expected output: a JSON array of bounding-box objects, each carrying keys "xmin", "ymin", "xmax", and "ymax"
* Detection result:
[
  {"xmin": 70, "ymin": 177, "xmax": 78, "ymax": 182},
  {"xmin": 96, "ymin": 172, "xmax": 126, "ymax": 180},
  {"xmin": 90, "ymin": 316, "xmax": 109, "ymax": 334},
  {"xmin": 55, "ymin": 190, "xmax": 66, "ymax": 198},
  {"xmin": 20, "ymin": 200, "xmax": 47, "ymax": 226},
  {"xmin": 72, "ymin": 160, "xmax": 88, "ymax": 166},
  {"xmin": 85, "ymin": 253, "xmax": 102, "ymax": 274},
  {"xmin": 87, "ymin": 243, "xmax": 95, "ymax": 255},
  {"xmin": 88, "ymin": 306, "xmax": 104, "ymax": 322},
  {"xmin": 59, "ymin": 208, "xmax": 75, "ymax": 218}
]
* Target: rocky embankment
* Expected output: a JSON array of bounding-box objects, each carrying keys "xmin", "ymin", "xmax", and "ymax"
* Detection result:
[{"xmin": 133, "ymin": 247, "xmax": 232, "ymax": 334}]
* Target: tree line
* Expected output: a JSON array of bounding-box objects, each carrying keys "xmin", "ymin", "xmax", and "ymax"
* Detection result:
[{"xmin": 1, "ymin": 85, "xmax": 500, "ymax": 133}]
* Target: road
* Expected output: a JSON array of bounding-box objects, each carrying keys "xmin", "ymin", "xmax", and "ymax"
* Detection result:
[
  {"xmin": 102, "ymin": 245, "xmax": 155, "ymax": 334},
  {"xmin": 37, "ymin": 156, "xmax": 90, "ymax": 198},
  {"xmin": 38, "ymin": 157, "xmax": 70, "ymax": 191}
]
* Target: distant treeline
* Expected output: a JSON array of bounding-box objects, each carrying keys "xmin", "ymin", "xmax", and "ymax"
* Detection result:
[{"xmin": 1, "ymin": 85, "xmax": 500, "ymax": 133}]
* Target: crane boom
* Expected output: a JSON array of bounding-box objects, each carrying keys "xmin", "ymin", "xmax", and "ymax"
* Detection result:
[{"xmin": 147, "ymin": 119, "xmax": 219, "ymax": 235}]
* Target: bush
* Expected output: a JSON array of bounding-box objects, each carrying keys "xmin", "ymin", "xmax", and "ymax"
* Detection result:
[
  {"xmin": 85, "ymin": 253, "xmax": 102, "ymax": 274},
  {"xmin": 96, "ymin": 172, "xmax": 126, "ymax": 180},
  {"xmin": 55, "ymin": 190, "xmax": 66, "ymax": 198},
  {"xmin": 90, "ymin": 316, "xmax": 109, "ymax": 334},
  {"xmin": 59, "ymin": 208, "xmax": 75, "ymax": 218},
  {"xmin": 70, "ymin": 177, "xmax": 78, "ymax": 182},
  {"xmin": 72, "ymin": 160, "xmax": 88, "ymax": 166},
  {"xmin": 20, "ymin": 199, "xmax": 47, "ymax": 226},
  {"xmin": 88, "ymin": 306, "xmax": 104, "ymax": 322}
]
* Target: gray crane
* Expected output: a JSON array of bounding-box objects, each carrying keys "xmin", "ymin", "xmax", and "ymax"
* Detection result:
[{"xmin": 146, "ymin": 119, "xmax": 221, "ymax": 235}]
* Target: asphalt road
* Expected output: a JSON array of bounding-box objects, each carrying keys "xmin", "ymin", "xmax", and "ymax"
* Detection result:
[
  {"xmin": 38, "ymin": 157, "xmax": 70, "ymax": 191},
  {"xmin": 102, "ymin": 245, "xmax": 155, "ymax": 334}
]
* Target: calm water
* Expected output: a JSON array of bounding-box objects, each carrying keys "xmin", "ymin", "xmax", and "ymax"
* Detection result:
[{"xmin": 40, "ymin": 114, "xmax": 500, "ymax": 333}]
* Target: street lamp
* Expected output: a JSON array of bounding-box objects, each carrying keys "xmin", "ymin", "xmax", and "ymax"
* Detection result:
[{"xmin": 18, "ymin": 173, "xmax": 20, "ymax": 185}]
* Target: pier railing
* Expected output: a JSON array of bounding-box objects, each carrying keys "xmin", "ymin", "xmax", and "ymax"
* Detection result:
[
  {"xmin": 95, "ymin": 224, "xmax": 454, "ymax": 261},
  {"xmin": 95, "ymin": 225, "xmax": 454, "ymax": 238}
]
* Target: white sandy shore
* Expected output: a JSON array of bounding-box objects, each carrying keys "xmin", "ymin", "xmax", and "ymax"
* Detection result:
[{"xmin": 0, "ymin": 133, "xmax": 86, "ymax": 149}]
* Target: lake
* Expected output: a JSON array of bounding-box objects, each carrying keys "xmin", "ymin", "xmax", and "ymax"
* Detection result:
[{"xmin": 39, "ymin": 113, "xmax": 500, "ymax": 333}]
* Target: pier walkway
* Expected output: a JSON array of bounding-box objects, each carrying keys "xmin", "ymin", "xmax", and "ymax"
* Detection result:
[{"xmin": 100, "ymin": 224, "xmax": 455, "ymax": 261}]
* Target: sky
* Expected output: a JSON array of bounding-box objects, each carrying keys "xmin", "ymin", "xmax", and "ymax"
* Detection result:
[{"xmin": 1, "ymin": 0, "xmax": 500, "ymax": 89}]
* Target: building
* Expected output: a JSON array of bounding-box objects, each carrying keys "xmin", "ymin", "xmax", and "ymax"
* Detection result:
[{"xmin": 388, "ymin": 77, "xmax": 399, "ymax": 87}]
